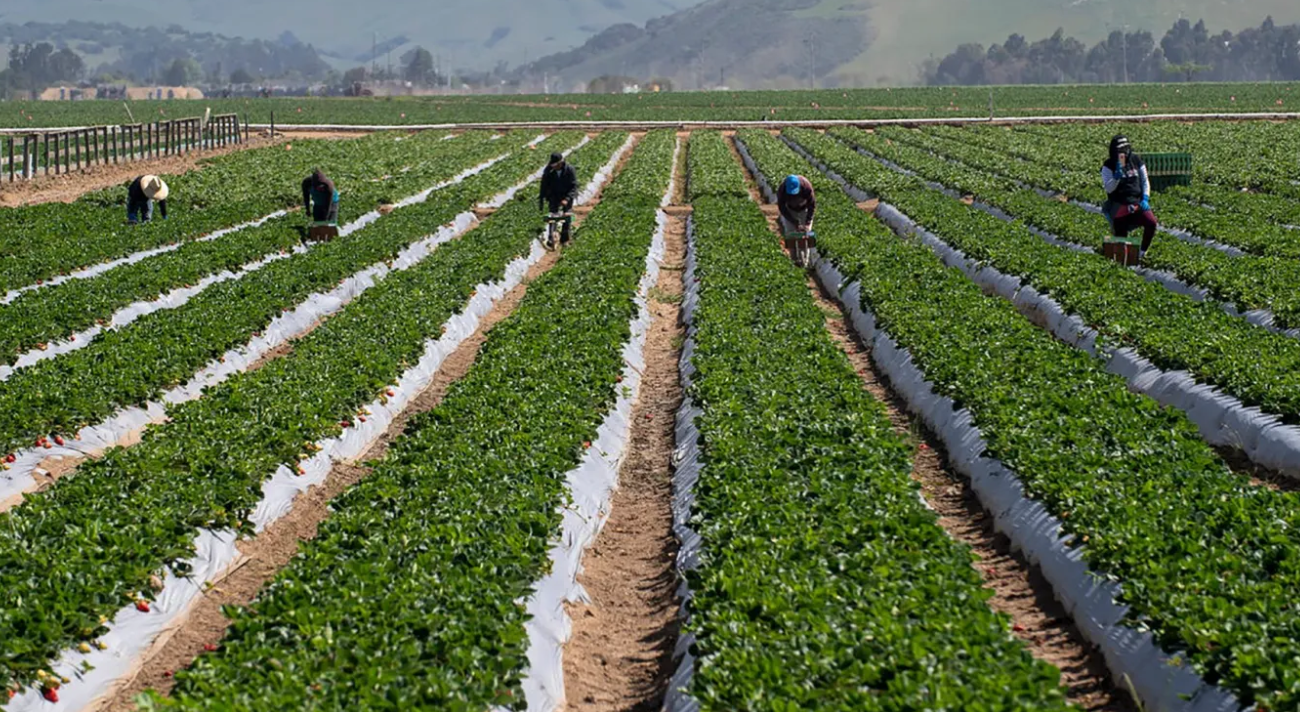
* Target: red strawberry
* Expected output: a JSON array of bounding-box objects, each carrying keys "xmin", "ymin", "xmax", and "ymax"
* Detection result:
[
  {"xmin": 583, "ymin": 441, "xmax": 592, "ymax": 450},
  {"xmin": 4, "ymin": 453, "xmax": 14, "ymax": 463},
  {"xmin": 54, "ymin": 436, "xmax": 64, "ymax": 446},
  {"xmin": 42, "ymin": 439, "xmax": 52, "ymax": 449},
  {"xmin": 162, "ymin": 671, "xmax": 172, "ymax": 679},
  {"xmin": 1012, "ymin": 624, "xmax": 1026, "ymax": 633},
  {"xmin": 203, "ymin": 643, "xmax": 219, "ymax": 652},
  {"xmin": 135, "ymin": 600, "xmax": 151, "ymax": 613},
  {"xmin": 41, "ymin": 687, "xmax": 58, "ymax": 702}
]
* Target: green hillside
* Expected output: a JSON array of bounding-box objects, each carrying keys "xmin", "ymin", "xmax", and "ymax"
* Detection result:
[
  {"xmin": 0, "ymin": 0, "xmax": 704, "ymax": 71},
  {"xmin": 523, "ymin": 0, "xmax": 1300, "ymax": 87}
]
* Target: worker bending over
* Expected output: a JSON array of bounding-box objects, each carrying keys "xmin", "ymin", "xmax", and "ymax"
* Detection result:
[
  {"xmin": 777, "ymin": 174, "xmax": 816, "ymax": 235},
  {"xmin": 127, "ymin": 175, "xmax": 169, "ymax": 224},
  {"xmin": 302, "ymin": 169, "xmax": 339, "ymax": 225}
]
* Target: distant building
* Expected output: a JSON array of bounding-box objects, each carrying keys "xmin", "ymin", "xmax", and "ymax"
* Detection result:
[
  {"xmin": 123, "ymin": 87, "xmax": 206, "ymax": 100},
  {"xmin": 37, "ymin": 85, "xmax": 205, "ymax": 101},
  {"xmin": 38, "ymin": 87, "xmax": 99, "ymax": 101}
]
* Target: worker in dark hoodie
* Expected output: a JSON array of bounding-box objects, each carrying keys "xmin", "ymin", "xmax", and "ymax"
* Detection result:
[
  {"xmin": 538, "ymin": 152, "xmax": 578, "ymax": 245},
  {"xmin": 1101, "ymin": 135, "xmax": 1159, "ymax": 259},
  {"xmin": 302, "ymin": 168, "xmax": 339, "ymax": 226}
]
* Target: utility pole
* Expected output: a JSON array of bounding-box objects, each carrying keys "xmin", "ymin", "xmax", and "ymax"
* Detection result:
[
  {"xmin": 371, "ymin": 33, "xmax": 377, "ymax": 78},
  {"xmin": 1122, "ymin": 25, "xmax": 1130, "ymax": 84}
]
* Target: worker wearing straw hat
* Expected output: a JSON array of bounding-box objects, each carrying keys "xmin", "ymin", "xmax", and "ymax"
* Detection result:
[{"xmin": 127, "ymin": 174, "xmax": 169, "ymax": 224}]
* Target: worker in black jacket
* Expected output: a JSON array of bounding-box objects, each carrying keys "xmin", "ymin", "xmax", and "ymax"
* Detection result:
[
  {"xmin": 538, "ymin": 152, "xmax": 578, "ymax": 244},
  {"xmin": 127, "ymin": 175, "xmax": 169, "ymax": 224}
]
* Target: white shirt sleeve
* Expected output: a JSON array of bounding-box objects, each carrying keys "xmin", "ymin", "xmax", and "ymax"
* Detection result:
[
  {"xmin": 1102, "ymin": 165, "xmax": 1123, "ymax": 195},
  {"xmin": 1139, "ymin": 164, "xmax": 1150, "ymax": 198}
]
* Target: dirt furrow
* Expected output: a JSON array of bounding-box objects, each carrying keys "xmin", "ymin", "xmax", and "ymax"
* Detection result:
[
  {"xmin": 103, "ymin": 243, "xmax": 563, "ymax": 711},
  {"xmin": 104, "ymin": 144, "xmax": 631, "ymax": 712},
  {"xmin": 0, "ymin": 137, "xmax": 279, "ymax": 207},
  {"xmin": 562, "ymin": 209, "xmax": 685, "ymax": 712},
  {"xmin": 728, "ymin": 133, "xmax": 1136, "ymax": 712}
]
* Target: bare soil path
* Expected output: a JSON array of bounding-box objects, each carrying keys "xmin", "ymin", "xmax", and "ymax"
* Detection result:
[
  {"xmin": 729, "ymin": 133, "xmax": 1137, "ymax": 712},
  {"xmin": 104, "ymin": 138, "xmax": 633, "ymax": 712},
  {"xmin": 562, "ymin": 209, "xmax": 685, "ymax": 711},
  {"xmin": 0, "ymin": 138, "xmax": 281, "ymax": 207}
]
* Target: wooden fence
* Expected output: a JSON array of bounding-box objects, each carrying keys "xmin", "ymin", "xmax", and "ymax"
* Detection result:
[{"xmin": 2, "ymin": 114, "xmax": 247, "ymax": 182}]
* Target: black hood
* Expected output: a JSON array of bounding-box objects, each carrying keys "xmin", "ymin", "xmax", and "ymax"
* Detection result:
[{"xmin": 1109, "ymin": 135, "xmax": 1132, "ymax": 165}]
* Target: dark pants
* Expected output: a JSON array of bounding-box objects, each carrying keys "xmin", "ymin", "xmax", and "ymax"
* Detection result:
[
  {"xmin": 310, "ymin": 188, "xmax": 339, "ymax": 223},
  {"xmin": 1105, "ymin": 202, "xmax": 1159, "ymax": 252},
  {"xmin": 546, "ymin": 198, "xmax": 572, "ymax": 243},
  {"xmin": 127, "ymin": 197, "xmax": 154, "ymax": 224}
]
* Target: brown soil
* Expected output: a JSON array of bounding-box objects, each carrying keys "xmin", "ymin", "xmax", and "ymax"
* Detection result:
[
  {"xmin": 562, "ymin": 210, "xmax": 685, "ymax": 711},
  {"xmin": 0, "ymin": 138, "xmax": 275, "ymax": 207},
  {"xmin": 1216, "ymin": 444, "xmax": 1300, "ymax": 493},
  {"xmin": 103, "ymin": 243, "xmax": 566, "ymax": 712},
  {"xmin": 106, "ymin": 137, "xmax": 636, "ymax": 712},
  {"xmin": 732, "ymin": 133, "xmax": 1135, "ymax": 711},
  {"xmin": 808, "ymin": 275, "xmax": 1136, "ymax": 712}
]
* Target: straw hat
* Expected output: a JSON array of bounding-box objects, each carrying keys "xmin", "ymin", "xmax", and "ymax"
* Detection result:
[{"xmin": 140, "ymin": 175, "xmax": 169, "ymax": 201}]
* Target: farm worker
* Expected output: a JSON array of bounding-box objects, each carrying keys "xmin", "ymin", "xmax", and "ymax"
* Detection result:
[
  {"xmin": 1101, "ymin": 135, "xmax": 1159, "ymax": 258},
  {"xmin": 127, "ymin": 175, "xmax": 168, "ymax": 224},
  {"xmin": 539, "ymin": 152, "xmax": 578, "ymax": 245},
  {"xmin": 302, "ymin": 169, "xmax": 339, "ymax": 225},
  {"xmin": 777, "ymin": 174, "xmax": 816, "ymax": 234}
]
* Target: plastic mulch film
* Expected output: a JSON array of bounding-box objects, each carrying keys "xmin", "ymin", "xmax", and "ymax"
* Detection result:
[
  {"xmin": 0, "ymin": 210, "xmax": 290, "ymax": 306},
  {"xmin": 834, "ymin": 142, "xmax": 1298, "ymax": 340},
  {"xmin": 870, "ymin": 200, "xmax": 1300, "ymax": 479},
  {"xmin": 511, "ymin": 138, "xmax": 677, "ymax": 712},
  {"xmin": 0, "ymin": 153, "xmax": 511, "ymax": 512},
  {"xmin": 575, "ymin": 134, "xmax": 636, "ymax": 206},
  {"xmin": 2, "ymin": 213, "xmax": 491, "ymax": 712},
  {"xmin": 811, "ymin": 253, "xmax": 1244, "ymax": 712},
  {"xmin": 5, "ymin": 161, "xmax": 557, "ymax": 712},
  {"xmin": 662, "ymin": 215, "xmax": 703, "ymax": 712}
]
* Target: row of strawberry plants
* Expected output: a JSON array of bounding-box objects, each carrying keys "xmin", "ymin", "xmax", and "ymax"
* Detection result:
[
  {"xmin": 0, "ymin": 132, "xmax": 503, "ymax": 369},
  {"xmin": 0, "ymin": 132, "xmax": 581, "ymax": 460},
  {"xmin": 787, "ymin": 127, "xmax": 1300, "ymax": 424},
  {"xmin": 1019, "ymin": 120, "xmax": 1300, "ymax": 201},
  {"xmin": 886, "ymin": 123, "xmax": 1300, "ymax": 260},
  {"xmin": 142, "ymin": 130, "xmax": 677, "ymax": 710},
  {"xmin": 739, "ymin": 127, "xmax": 1300, "ymax": 711},
  {"xmin": 0, "ymin": 133, "xmax": 413, "ymax": 295},
  {"xmin": 837, "ymin": 126, "xmax": 1300, "ymax": 329},
  {"xmin": 927, "ymin": 123, "xmax": 1300, "ymax": 257},
  {"xmin": 0, "ymin": 130, "xmax": 622, "ymax": 697},
  {"xmin": 671, "ymin": 131, "xmax": 1070, "ymax": 709}
]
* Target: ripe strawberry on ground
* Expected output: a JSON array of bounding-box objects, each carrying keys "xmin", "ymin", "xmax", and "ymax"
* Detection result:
[
  {"xmin": 135, "ymin": 600, "xmax": 151, "ymax": 613},
  {"xmin": 41, "ymin": 686, "xmax": 58, "ymax": 702}
]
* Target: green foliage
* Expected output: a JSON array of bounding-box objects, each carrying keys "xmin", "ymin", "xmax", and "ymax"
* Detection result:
[
  {"xmin": 678, "ymin": 132, "xmax": 1070, "ymax": 709},
  {"xmin": 142, "ymin": 130, "xmax": 676, "ymax": 710},
  {"xmin": 792, "ymin": 126, "xmax": 1300, "ymax": 422},
  {"xmin": 0, "ymin": 130, "xmax": 600, "ymax": 694},
  {"xmin": 843, "ymin": 125, "xmax": 1300, "ymax": 328},
  {"xmin": 743, "ymin": 127, "xmax": 1300, "ymax": 710},
  {"xmin": 0, "ymin": 132, "xmax": 499, "ymax": 367}
]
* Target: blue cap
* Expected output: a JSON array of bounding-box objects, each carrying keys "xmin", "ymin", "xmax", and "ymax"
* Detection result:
[{"xmin": 783, "ymin": 175, "xmax": 802, "ymax": 195}]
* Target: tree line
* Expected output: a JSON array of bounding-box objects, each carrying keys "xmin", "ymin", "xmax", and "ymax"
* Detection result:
[{"xmin": 926, "ymin": 17, "xmax": 1300, "ymax": 85}]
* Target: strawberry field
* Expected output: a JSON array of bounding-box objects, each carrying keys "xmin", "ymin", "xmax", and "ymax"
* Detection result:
[{"xmin": 1, "ymin": 115, "xmax": 1299, "ymax": 712}]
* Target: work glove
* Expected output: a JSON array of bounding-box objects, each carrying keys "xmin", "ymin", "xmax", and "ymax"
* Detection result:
[{"xmin": 1140, "ymin": 196, "xmax": 1150, "ymax": 211}]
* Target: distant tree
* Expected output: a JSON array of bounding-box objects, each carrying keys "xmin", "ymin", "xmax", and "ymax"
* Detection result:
[
  {"xmin": 587, "ymin": 75, "xmax": 638, "ymax": 93},
  {"xmin": 48, "ymin": 47, "xmax": 84, "ymax": 83},
  {"xmin": 404, "ymin": 47, "xmax": 435, "ymax": 85},
  {"xmin": 1163, "ymin": 61, "xmax": 1212, "ymax": 82},
  {"xmin": 342, "ymin": 66, "xmax": 368, "ymax": 85},
  {"xmin": 229, "ymin": 67, "xmax": 256, "ymax": 84},
  {"xmin": 162, "ymin": 57, "xmax": 202, "ymax": 86}
]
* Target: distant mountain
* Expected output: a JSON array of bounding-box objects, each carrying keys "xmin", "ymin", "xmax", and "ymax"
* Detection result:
[
  {"xmin": 0, "ymin": 0, "xmax": 706, "ymax": 71},
  {"xmin": 516, "ymin": 0, "xmax": 873, "ymax": 91},
  {"xmin": 518, "ymin": 0, "xmax": 1300, "ymax": 88}
]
